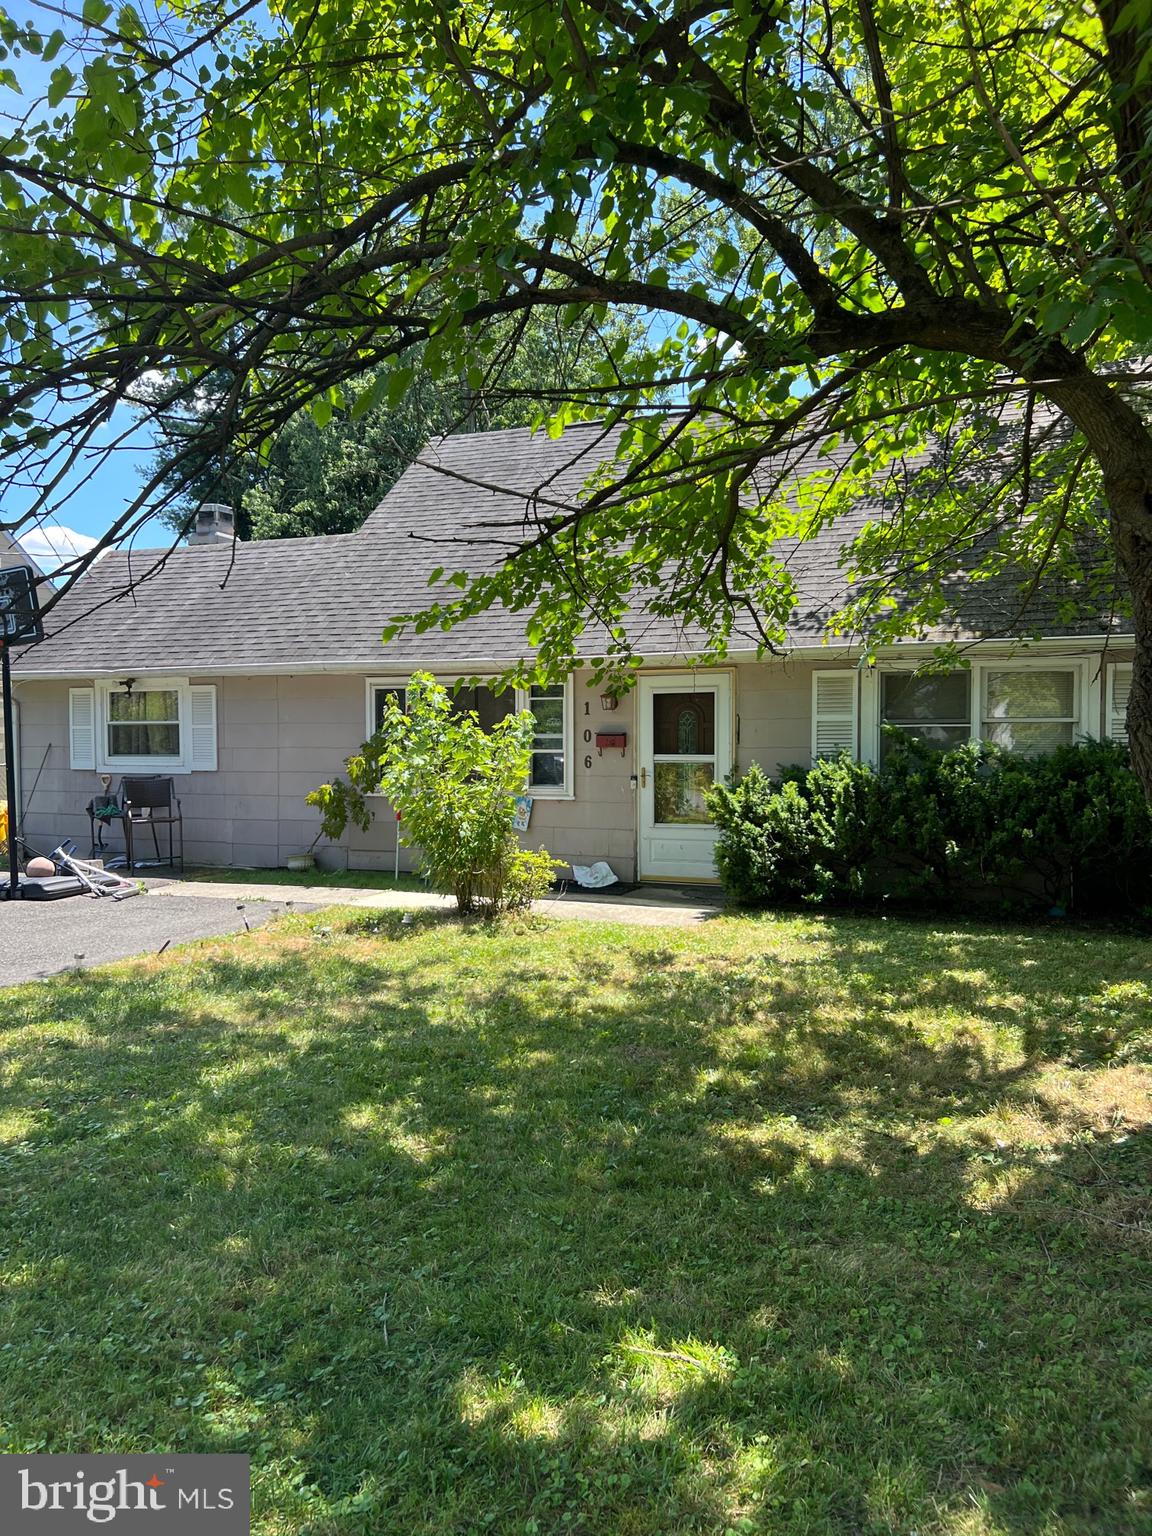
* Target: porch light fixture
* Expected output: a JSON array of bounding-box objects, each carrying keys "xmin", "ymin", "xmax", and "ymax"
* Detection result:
[
  {"xmin": 599, "ymin": 691, "xmax": 619, "ymax": 712},
  {"xmin": 117, "ymin": 677, "xmax": 136, "ymax": 697}
]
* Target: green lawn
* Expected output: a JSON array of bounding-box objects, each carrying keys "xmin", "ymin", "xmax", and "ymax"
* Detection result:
[{"xmin": 0, "ymin": 909, "xmax": 1149, "ymax": 1535}]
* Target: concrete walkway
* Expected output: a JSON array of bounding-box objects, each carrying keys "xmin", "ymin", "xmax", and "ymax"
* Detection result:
[{"xmin": 150, "ymin": 877, "xmax": 725, "ymax": 928}]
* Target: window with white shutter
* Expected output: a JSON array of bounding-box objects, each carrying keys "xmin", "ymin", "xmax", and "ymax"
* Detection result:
[
  {"xmin": 1108, "ymin": 663, "xmax": 1132, "ymax": 746},
  {"xmin": 74, "ymin": 679, "xmax": 218, "ymax": 774},
  {"xmin": 189, "ymin": 685, "xmax": 218, "ymax": 770},
  {"xmin": 812, "ymin": 670, "xmax": 858, "ymax": 759},
  {"xmin": 69, "ymin": 687, "xmax": 96, "ymax": 770}
]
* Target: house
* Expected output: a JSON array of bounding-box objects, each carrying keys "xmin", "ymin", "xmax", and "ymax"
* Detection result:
[
  {"xmin": 1, "ymin": 531, "xmax": 37, "ymax": 575},
  {"xmin": 6, "ymin": 422, "xmax": 1136, "ymax": 883}
]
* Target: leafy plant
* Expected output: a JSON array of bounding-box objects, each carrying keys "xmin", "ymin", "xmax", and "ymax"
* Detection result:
[
  {"xmin": 308, "ymin": 673, "xmax": 561, "ymax": 915},
  {"xmin": 709, "ymin": 737, "xmax": 1152, "ymax": 916}
]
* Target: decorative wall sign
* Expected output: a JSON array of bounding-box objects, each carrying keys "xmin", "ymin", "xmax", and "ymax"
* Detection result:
[{"xmin": 512, "ymin": 794, "xmax": 533, "ymax": 832}]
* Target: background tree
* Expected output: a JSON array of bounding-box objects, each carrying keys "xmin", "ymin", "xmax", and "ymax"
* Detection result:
[
  {"xmin": 4, "ymin": 2, "xmax": 1152, "ymax": 778},
  {"xmin": 145, "ymin": 312, "xmax": 647, "ymax": 540}
]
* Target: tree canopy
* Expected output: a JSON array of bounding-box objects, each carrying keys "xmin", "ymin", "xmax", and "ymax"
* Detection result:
[
  {"xmin": 145, "ymin": 312, "xmax": 647, "ymax": 540},
  {"xmin": 2, "ymin": 0, "xmax": 1152, "ymax": 774}
]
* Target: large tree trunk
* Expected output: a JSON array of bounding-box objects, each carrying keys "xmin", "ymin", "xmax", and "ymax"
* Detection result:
[
  {"xmin": 1115, "ymin": 528, "xmax": 1152, "ymax": 793},
  {"xmin": 1035, "ymin": 366, "xmax": 1152, "ymax": 798}
]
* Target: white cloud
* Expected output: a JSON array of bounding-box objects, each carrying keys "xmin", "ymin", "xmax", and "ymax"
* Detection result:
[{"xmin": 17, "ymin": 525, "xmax": 100, "ymax": 575}]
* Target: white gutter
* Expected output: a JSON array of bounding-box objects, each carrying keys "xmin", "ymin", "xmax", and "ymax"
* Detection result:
[{"xmin": 8, "ymin": 631, "xmax": 1133, "ymax": 681}]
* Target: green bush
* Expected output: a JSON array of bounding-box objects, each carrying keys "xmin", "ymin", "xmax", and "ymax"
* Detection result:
[
  {"xmin": 708, "ymin": 734, "xmax": 1152, "ymax": 916},
  {"xmin": 308, "ymin": 672, "xmax": 563, "ymax": 915}
]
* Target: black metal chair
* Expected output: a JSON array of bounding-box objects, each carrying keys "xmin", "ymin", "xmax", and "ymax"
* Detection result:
[
  {"xmin": 120, "ymin": 776, "xmax": 184, "ymax": 873},
  {"xmin": 86, "ymin": 794, "xmax": 123, "ymax": 858}
]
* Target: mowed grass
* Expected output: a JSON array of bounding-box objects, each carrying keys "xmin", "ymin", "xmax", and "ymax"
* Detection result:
[{"xmin": 0, "ymin": 910, "xmax": 1149, "ymax": 1536}]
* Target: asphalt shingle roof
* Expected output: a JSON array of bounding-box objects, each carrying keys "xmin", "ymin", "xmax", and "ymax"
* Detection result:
[{"xmin": 14, "ymin": 420, "xmax": 1125, "ymax": 676}]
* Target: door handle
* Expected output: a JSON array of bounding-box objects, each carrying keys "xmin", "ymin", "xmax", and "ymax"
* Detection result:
[{"xmin": 640, "ymin": 767, "xmax": 648, "ymax": 789}]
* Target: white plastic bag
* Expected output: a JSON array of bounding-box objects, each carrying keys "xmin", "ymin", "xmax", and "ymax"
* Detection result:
[{"xmin": 571, "ymin": 861, "xmax": 618, "ymax": 890}]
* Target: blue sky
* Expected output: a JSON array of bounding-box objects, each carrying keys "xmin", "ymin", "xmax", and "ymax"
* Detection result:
[
  {"xmin": 2, "ymin": 2, "xmax": 171, "ymax": 571},
  {"xmin": 9, "ymin": 405, "xmax": 169, "ymax": 574}
]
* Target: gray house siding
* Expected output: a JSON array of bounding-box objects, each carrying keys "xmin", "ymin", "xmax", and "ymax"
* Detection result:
[
  {"xmin": 13, "ymin": 669, "xmax": 645, "ymax": 878},
  {"xmin": 11, "ymin": 647, "xmax": 1131, "ymax": 881}
]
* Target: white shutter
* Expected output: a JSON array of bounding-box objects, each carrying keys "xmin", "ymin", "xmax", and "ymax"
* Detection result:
[
  {"xmin": 189, "ymin": 685, "xmax": 218, "ymax": 770},
  {"xmin": 812, "ymin": 670, "xmax": 858, "ymax": 759},
  {"xmin": 1108, "ymin": 663, "xmax": 1132, "ymax": 746},
  {"xmin": 69, "ymin": 687, "xmax": 95, "ymax": 770}
]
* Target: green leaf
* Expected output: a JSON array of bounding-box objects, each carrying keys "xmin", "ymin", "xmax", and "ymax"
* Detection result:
[
  {"xmin": 107, "ymin": 90, "xmax": 138, "ymax": 131},
  {"xmin": 712, "ymin": 240, "xmax": 742, "ymax": 280},
  {"xmin": 81, "ymin": 0, "xmax": 113, "ymax": 27},
  {"xmin": 47, "ymin": 66, "xmax": 74, "ymax": 108},
  {"xmin": 1063, "ymin": 304, "xmax": 1104, "ymax": 348}
]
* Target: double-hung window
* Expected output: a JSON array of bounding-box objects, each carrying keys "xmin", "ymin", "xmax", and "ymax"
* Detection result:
[
  {"xmin": 69, "ymin": 679, "xmax": 217, "ymax": 773},
  {"xmin": 106, "ymin": 687, "xmax": 182, "ymax": 761},
  {"xmin": 981, "ymin": 669, "xmax": 1077, "ymax": 754},
  {"xmin": 524, "ymin": 683, "xmax": 568, "ymax": 792},
  {"xmin": 876, "ymin": 661, "xmax": 1085, "ymax": 761},
  {"xmin": 364, "ymin": 676, "xmax": 573, "ymax": 797},
  {"xmin": 879, "ymin": 673, "xmax": 971, "ymax": 763}
]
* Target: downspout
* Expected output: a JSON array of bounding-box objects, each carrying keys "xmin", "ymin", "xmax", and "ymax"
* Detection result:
[{"xmin": 10, "ymin": 693, "xmax": 21, "ymax": 832}]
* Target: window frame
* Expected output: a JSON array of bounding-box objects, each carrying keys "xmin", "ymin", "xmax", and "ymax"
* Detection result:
[
  {"xmin": 94, "ymin": 676, "xmax": 193, "ymax": 774},
  {"xmin": 868, "ymin": 657, "xmax": 1093, "ymax": 762},
  {"xmin": 979, "ymin": 665, "xmax": 1079, "ymax": 753},
  {"xmin": 876, "ymin": 671, "xmax": 971, "ymax": 763},
  {"xmin": 365, "ymin": 680, "xmax": 408, "ymax": 739},
  {"xmin": 363, "ymin": 674, "xmax": 575, "ymax": 800},
  {"xmin": 517, "ymin": 677, "xmax": 573, "ymax": 799}
]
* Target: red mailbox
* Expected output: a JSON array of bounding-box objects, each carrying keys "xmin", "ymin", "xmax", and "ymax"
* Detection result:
[{"xmin": 595, "ymin": 731, "xmax": 627, "ymax": 757}]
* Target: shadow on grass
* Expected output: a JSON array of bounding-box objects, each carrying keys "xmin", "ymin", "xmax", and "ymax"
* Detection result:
[{"xmin": 0, "ymin": 910, "xmax": 1148, "ymax": 1534}]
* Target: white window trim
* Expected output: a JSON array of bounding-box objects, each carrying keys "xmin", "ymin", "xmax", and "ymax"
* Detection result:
[
  {"xmin": 363, "ymin": 674, "xmax": 575, "ymax": 800},
  {"xmin": 869, "ymin": 657, "xmax": 1096, "ymax": 762},
  {"xmin": 95, "ymin": 677, "xmax": 194, "ymax": 774},
  {"xmin": 365, "ymin": 677, "xmax": 408, "ymax": 739},
  {"xmin": 516, "ymin": 675, "xmax": 574, "ymax": 800}
]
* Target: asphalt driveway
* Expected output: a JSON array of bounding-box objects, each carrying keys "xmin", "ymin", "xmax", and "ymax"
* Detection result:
[{"xmin": 0, "ymin": 888, "xmax": 314, "ymax": 986}]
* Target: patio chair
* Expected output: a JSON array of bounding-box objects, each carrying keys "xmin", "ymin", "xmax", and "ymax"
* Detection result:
[
  {"xmin": 86, "ymin": 793, "xmax": 123, "ymax": 857},
  {"xmin": 120, "ymin": 775, "xmax": 184, "ymax": 873}
]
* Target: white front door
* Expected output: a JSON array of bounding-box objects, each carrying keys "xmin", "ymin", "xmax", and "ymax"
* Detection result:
[{"xmin": 637, "ymin": 672, "xmax": 733, "ymax": 881}]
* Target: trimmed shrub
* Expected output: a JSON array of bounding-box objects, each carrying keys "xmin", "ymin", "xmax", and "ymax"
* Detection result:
[{"xmin": 708, "ymin": 734, "xmax": 1152, "ymax": 916}]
